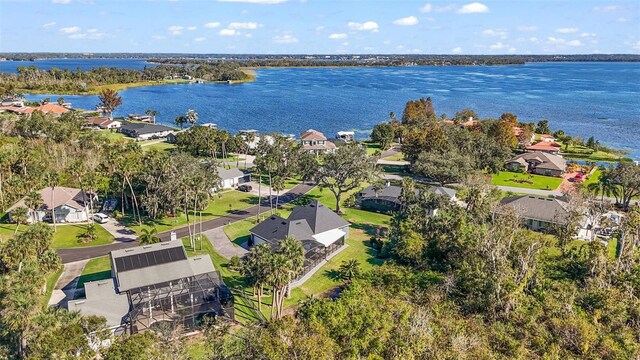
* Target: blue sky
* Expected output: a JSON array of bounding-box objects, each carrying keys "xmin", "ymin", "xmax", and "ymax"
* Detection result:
[{"xmin": 1, "ymin": 0, "xmax": 639, "ymax": 54}]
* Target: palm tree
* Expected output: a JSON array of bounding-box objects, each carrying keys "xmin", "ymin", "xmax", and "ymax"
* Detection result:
[
  {"xmin": 145, "ymin": 109, "xmax": 158, "ymax": 123},
  {"xmin": 267, "ymin": 253, "xmax": 291, "ymax": 320},
  {"xmin": 24, "ymin": 190, "xmax": 43, "ymax": 224},
  {"xmin": 98, "ymin": 89, "xmax": 122, "ymax": 118},
  {"xmin": 338, "ymin": 259, "xmax": 361, "ymax": 282},
  {"xmin": 174, "ymin": 115, "xmax": 187, "ymax": 130},
  {"xmin": 244, "ymin": 132, "xmax": 255, "ymax": 169},
  {"xmin": 278, "ymin": 236, "xmax": 304, "ymax": 300},
  {"xmin": 241, "ymin": 243, "xmax": 272, "ymax": 312},
  {"xmin": 138, "ymin": 227, "xmax": 161, "ymax": 245},
  {"xmin": 45, "ymin": 171, "xmax": 60, "ymax": 232},
  {"xmin": 185, "ymin": 109, "xmax": 198, "ymax": 127},
  {"xmin": 11, "ymin": 206, "xmax": 29, "ymax": 234}
]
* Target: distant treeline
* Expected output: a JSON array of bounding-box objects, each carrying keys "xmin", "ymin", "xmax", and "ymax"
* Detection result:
[
  {"xmin": 2, "ymin": 53, "xmax": 639, "ymax": 63},
  {"xmin": 0, "ymin": 63, "xmax": 247, "ymax": 93}
]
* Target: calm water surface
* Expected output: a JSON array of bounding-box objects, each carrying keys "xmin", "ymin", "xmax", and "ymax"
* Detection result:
[{"xmin": 3, "ymin": 60, "xmax": 638, "ymax": 159}]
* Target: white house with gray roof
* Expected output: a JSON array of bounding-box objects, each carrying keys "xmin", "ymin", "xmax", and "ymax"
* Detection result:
[
  {"xmin": 250, "ymin": 201, "xmax": 349, "ymax": 279},
  {"xmin": 216, "ymin": 167, "xmax": 251, "ymax": 189},
  {"xmin": 500, "ymin": 195, "xmax": 593, "ymax": 240}
]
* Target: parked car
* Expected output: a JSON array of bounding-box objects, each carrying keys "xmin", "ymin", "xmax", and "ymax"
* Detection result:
[
  {"xmin": 93, "ymin": 213, "xmax": 109, "ymax": 224},
  {"xmin": 238, "ymin": 184, "xmax": 253, "ymax": 192}
]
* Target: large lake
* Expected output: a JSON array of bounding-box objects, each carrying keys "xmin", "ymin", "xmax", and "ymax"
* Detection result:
[{"xmin": 2, "ymin": 59, "xmax": 639, "ymax": 159}]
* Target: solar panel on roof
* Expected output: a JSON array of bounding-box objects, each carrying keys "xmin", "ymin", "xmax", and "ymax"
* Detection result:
[{"xmin": 115, "ymin": 247, "xmax": 187, "ymax": 272}]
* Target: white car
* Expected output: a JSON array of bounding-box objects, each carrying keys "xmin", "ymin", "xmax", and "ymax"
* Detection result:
[{"xmin": 93, "ymin": 213, "xmax": 109, "ymax": 224}]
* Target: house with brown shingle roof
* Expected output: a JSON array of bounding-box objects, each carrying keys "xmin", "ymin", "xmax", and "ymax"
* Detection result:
[
  {"xmin": 525, "ymin": 141, "xmax": 561, "ymax": 155},
  {"xmin": 86, "ymin": 117, "xmax": 122, "ymax": 129},
  {"xmin": 8, "ymin": 186, "xmax": 96, "ymax": 224},
  {"xmin": 35, "ymin": 103, "xmax": 69, "ymax": 115},
  {"xmin": 505, "ymin": 151, "xmax": 566, "ymax": 177},
  {"xmin": 300, "ymin": 129, "xmax": 336, "ymax": 154}
]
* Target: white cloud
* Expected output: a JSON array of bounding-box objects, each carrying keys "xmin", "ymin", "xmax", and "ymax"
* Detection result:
[
  {"xmin": 87, "ymin": 28, "xmax": 98, "ymax": 33},
  {"xmin": 168, "ymin": 25, "xmax": 184, "ymax": 35},
  {"xmin": 517, "ymin": 26, "xmax": 537, "ymax": 32},
  {"xmin": 451, "ymin": 47, "xmax": 462, "ymax": 54},
  {"xmin": 60, "ymin": 26, "xmax": 81, "ymax": 34},
  {"xmin": 383, "ymin": 40, "xmax": 391, "ymax": 45},
  {"xmin": 566, "ymin": 39, "xmax": 582, "ymax": 46},
  {"xmin": 593, "ymin": 5, "xmax": 622, "ymax": 13},
  {"xmin": 481, "ymin": 29, "xmax": 507, "ymax": 39},
  {"xmin": 616, "ymin": 17, "xmax": 630, "ymax": 23},
  {"xmin": 458, "ymin": 2, "xmax": 489, "ymax": 14},
  {"xmin": 52, "ymin": 0, "xmax": 71, "ymax": 4},
  {"xmin": 68, "ymin": 32, "xmax": 107, "ymax": 40},
  {"xmin": 205, "ymin": 22, "xmax": 221, "ymax": 28},
  {"xmin": 348, "ymin": 21, "xmax": 379, "ymax": 32},
  {"xmin": 273, "ymin": 34, "xmax": 298, "ymax": 43},
  {"xmin": 529, "ymin": 37, "xmax": 539, "ymax": 43},
  {"xmin": 489, "ymin": 42, "xmax": 506, "ymax": 50},
  {"xmin": 329, "ymin": 33, "xmax": 348, "ymax": 40},
  {"xmin": 219, "ymin": 29, "xmax": 237, "ymax": 36},
  {"xmin": 245, "ymin": 34, "xmax": 252, "ymax": 38},
  {"xmin": 218, "ymin": 0, "xmax": 287, "ymax": 3},
  {"xmin": 580, "ymin": 32, "xmax": 597, "ymax": 39},
  {"xmin": 420, "ymin": 3, "xmax": 454, "ymax": 13},
  {"xmin": 393, "ymin": 16, "xmax": 419, "ymax": 26},
  {"xmin": 194, "ymin": 37, "xmax": 206, "ymax": 42},
  {"xmin": 556, "ymin": 27, "xmax": 578, "ymax": 34},
  {"xmin": 547, "ymin": 36, "xmax": 565, "ymax": 45},
  {"xmin": 187, "ymin": 26, "xmax": 197, "ymax": 31},
  {"xmin": 152, "ymin": 35, "xmax": 166, "ymax": 40},
  {"xmin": 364, "ymin": 46, "xmax": 375, "ymax": 51},
  {"xmin": 634, "ymin": 41, "xmax": 640, "ymax": 50},
  {"xmin": 228, "ymin": 22, "xmax": 261, "ymax": 30},
  {"xmin": 42, "ymin": 22, "xmax": 57, "ymax": 28},
  {"xmin": 342, "ymin": 42, "xmax": 349, "ymax": 46},
  {"xmin": 315, "ymin": 25, "xmax": 325, "ymax": 31}
]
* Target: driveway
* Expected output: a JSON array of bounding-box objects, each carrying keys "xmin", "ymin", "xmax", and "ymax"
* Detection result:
[
  {"xmin": 48, "ymin": 259, "xmax": 88, "ymax": 308},
  {"xmin": 202, "ymin": 227, "xmax": 247, "ymax": 259},
  {"xmin": 101, "ymin": 218, "xmax": 138, "ymax": 243}
]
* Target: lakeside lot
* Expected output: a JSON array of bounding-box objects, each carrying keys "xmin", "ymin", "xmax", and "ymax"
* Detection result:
[{"xmin": 489, "ymin": 171, "xmax": 564, "ymax": 190}]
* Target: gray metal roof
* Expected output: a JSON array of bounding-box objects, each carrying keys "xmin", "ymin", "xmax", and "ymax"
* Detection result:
[
  {"xmin": 500, "ymin": 195, "xmax": 570, "ymax": 224},
  {"xmin": 120, "ymin": 122, "xmax": 175, "ymax": 135},
  {"xmin": 358, "ymin": 185, "xmax": 456, "ymax": 203},
  {"xmin": 67, "ymin": 279, "xmax": 130, "ymax": 328},
  {"xmin": 111, "ymin": 241, "xmax": 216, "ymax": 292},
  {"xmin": 250, "ymin": 201, "xmax": 348, "ymax": 244}
]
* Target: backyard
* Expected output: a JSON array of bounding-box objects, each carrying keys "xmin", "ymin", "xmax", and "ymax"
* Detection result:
[{"xmin": 490, "ymin": 171, "xmax": 563, "ymax": 190}]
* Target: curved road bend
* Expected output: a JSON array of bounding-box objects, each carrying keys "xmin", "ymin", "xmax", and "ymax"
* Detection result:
[{"xmin": 57, "ymin": 183, "xmax": 315, "ymax": 263}]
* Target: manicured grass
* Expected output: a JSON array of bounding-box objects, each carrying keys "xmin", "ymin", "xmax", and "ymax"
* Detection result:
[
  {"xmin": 490, "ymin": 171, "xmax": 563, "ymax": 190},
  {"xmin": 139, "ymin": 140, "xmax": 176, "ymax": 152},
  {"xmin": 0, "ymin": 223, "xmax": 20, "ymax": 242},
  {"xmin": 363, "ymin": 141, "xmax": 382, "ymax": 156},
  {"xmin": 126, "ymin": 190, "xmax": 258, "ymax": 234},
  {"xmin": 582, "ymin": 168, "xmax": 601, "ymax": 188},
  {"xmin": 98, "ymin": 130, "xmax": 128, "ymax": 142},
  {"xmin": 50, "ymin": 224, "xmax": 115, "ymax": 249},
  {"xmin": 381, "ymin": 152, "xmax": 405, "ymax": 161},
  {"xmin": 558, "ymin": 142, "xmax": 622, "ymax": 161},
  {"xmin": 76, "ymin": 255, "xmax": 112, "ymax": 290},
  {"xmin": 43, "ymin": 267, "xmax": 64, "ymax": 308},
  {"xmin": 253, "ymin": 175, "xmax": 301, "ymax": 190}
]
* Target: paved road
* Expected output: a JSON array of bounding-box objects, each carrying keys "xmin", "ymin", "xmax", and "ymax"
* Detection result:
[
  {"xmin": 496, "ymin": 186, "xmax": 563, "ymax": 197},
  {"xmin": 57, "ymin": 182, "xmax": 314, "ymax": 263}
]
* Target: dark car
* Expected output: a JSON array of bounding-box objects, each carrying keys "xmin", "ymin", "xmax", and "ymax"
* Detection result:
[{"xmin": 238, "ymin": 184, "xmax": 253, "ymax": 192}]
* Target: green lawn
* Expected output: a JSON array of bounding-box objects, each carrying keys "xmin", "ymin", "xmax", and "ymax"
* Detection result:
[
  {"xmin": 140, "ymin": 141, "xmax": 176, "ymax": 152},
  {"xmin": 363, "ymin": 141, "xmax": 382, "ymax": 156},
  {"xmin": 76, "ymin": 255, "xmax": 112, "ymax": 291},
  {"xmin": 252, "ymin": 175, "xmax": 301, "ymax": 190},
  {"xmin": 126, "ymin": 190, "xmax": 258, "ymax": 234},
  {"xmin": 51, "ymin": 224, "xmax": 115, "ymax": 249},
  {"xmin": 490, "ymin": 171, "xmax": 563, "ymax": 190},
  {"xmin": 582, "ymin": 168, "xmax": 601, "ymax": 188},
  {"xmin": 0, "ymin": 222, "xmax": 20, "ymax": 243},
  {"xmin": 43, "ymin": 267, "xmax": 64, "ymax": 308},
  {"xmin": 381, "ymin": 152, "xmax": 405, "ymax": 161},
  {"xmin": 558, "ymin": 142, "xmax": 622, "ymax": 161}
]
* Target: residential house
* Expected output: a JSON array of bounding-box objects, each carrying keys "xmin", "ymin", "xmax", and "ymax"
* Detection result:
[
  {"xmin": 500, "ymin": 195, "xmax": 593, "ymax": 240},
  {"xmin": 336, "ymin": 131, "xmax": 355, "ymax": 143},
  {"xmin": 300, "ymin": 129, "xmax": 336, "ymax": 154},
  {"xmin": 505, "ymin": 151, "xmax": 567, "ymax": 177},
  {"xmin": 525, "ymin": 141, "xmax": 561, "ymax": 155},
  {"xmin": 540, "ymin": 134, "xmax": 556, "ymax": 142},
  {"xmin": 250, "ymin": 201, "xmax": 349, "ymax": 279},
  {"xmin": 439, "ymin": 118, "xmax": 479, "ymax": 129},
  {"xmin": 119, "ymin": 122, "xmax": 175, "ymax": 141},
  {"xmin": 35, "ymin": 103, "xmax": 69, "ymax": 115},
  {"xmin": 356, "ymin": 184, "xmax": 458, "ymax": 215},
  {"xmin": 8, "ymin": 186, "xmax": 97, "ymax": 224},
  {"xmin": 68, "ymin": 240, "xmax": 234, "ymax": 334},
  {"xmin": 86, "ymin": 117, "xmax": 122, "ymax": 130},
  {"xmin": 217, "ymin": 167, "xmax": 251, "ymax": 189}
]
